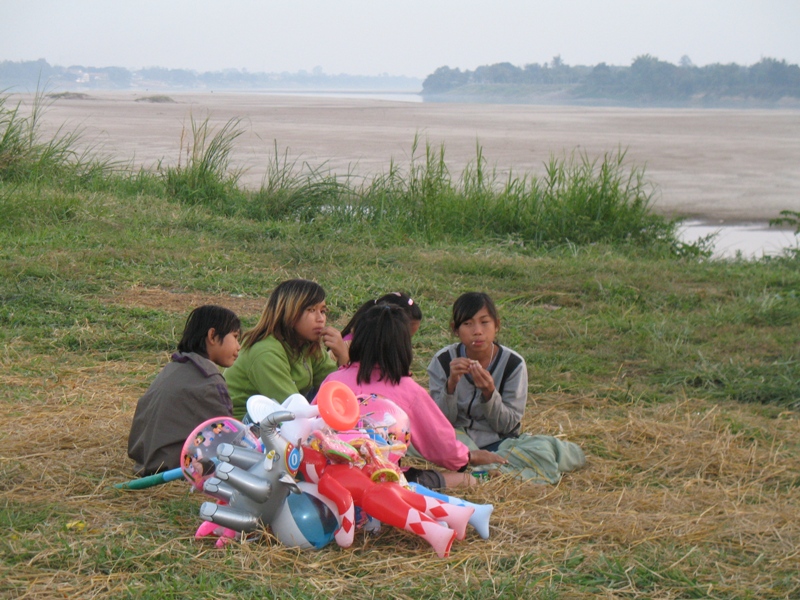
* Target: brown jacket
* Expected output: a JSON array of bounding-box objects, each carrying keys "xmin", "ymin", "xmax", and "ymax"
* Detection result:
[{"xmin": 127, "ymin": 352, "xmax": 232, "ymax": 475}]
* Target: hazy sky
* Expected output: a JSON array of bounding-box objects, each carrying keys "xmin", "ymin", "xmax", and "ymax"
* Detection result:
[{"xmin": 2, "ymin": 1, "xmax": 799, "ymax": 77}]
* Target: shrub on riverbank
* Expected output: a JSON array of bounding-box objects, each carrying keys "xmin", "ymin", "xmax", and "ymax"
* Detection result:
[
  {"xmin": 0, "ymin": 93, "xmax": 114, "ymax": 186},
  {"xmin": 1, "ymin": 93, "xmax": 683, "ymax": 252}
]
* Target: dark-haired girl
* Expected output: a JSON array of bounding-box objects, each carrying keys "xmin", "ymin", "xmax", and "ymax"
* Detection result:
[
  {"xmin": 224, "ymin": 279, "xmax": 349, "ymax": 419},
  {"xmin": 341, "ymin": 291, "xmax": 422, "ymax": 340},
  {"xmin": 428, "ymin": 292, "xmax": 528, "ymax": 452},
  {"xmin": 127, "ymin": 304, "xmax": 241, "ymax": 475}
]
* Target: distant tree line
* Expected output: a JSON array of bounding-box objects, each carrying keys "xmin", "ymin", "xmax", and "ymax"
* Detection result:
[
  {"xmin": 0, "ymin": 59, "xmax": 421, "ymax": 92},
  {"xmin": 422, "ymin": 55, "xmax": 800, "ymax": 105}
]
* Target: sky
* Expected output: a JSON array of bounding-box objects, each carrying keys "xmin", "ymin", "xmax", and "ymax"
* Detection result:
[{"xmin": 1, "ymin": 1, "xmax": 799, "ymax": 78}]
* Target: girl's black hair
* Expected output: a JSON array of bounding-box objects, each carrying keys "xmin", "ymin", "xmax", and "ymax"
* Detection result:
[
  {"xmin": 349, "ymin": 304, "xmax": 412, "ymax": 385},
  {"xmin": 451, "ymin": 292, "xmax": 499, "ymax": 332},
  {"xmin": 177, "ymin": 305, "xmax": 241, "ymax": 356},
  {"xmin": 342, "ymin": 292, "xmax": 422, "ymax": 338}
]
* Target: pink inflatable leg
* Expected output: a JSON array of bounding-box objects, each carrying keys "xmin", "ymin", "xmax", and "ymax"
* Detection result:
[
  {"xmin": 419, "ymin": 498, "xmax": 474, "ymax": 541},
  {"xmin": 362, "ymin": 491, "xmax": 456, "ymax": 558},
  {"xmin": 407, "ymin": 482, "xmax": 494, "ymax": 539},
  {"xmin": 322, "ymin": 464, "xmax": 457, "ymax": 557},
  {"xmin": 399, "ymin": 507, "xmax": 457, "ymax": 559},
  {"xmin": 194, "ymin": 519, "xmax": 237, "ymax": 547}
]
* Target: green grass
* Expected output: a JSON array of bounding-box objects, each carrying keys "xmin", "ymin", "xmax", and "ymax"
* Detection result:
[
  {"xmin": 0, "ymin": 92, "xmax": 115, "ymax": 187},
  {"xmin": 2, "ymin": 177, "xmax": 797, "ymax": 404}
]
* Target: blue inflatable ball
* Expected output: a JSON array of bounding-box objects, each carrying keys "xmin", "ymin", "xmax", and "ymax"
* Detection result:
[{"xmin": 271, "ymin": 481, "xmax": 339, "ymax": 549}]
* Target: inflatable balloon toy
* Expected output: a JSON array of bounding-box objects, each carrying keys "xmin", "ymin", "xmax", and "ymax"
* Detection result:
[
  {"xmin": 114, "ymin": 416, "xmax": 263, "ymax": 492},
  {"xmin": 201, "ymin": 481, "xmax": 340, "ymax": 552},
  {"xmin": 197, "ymin": 410, "xmax": 302, "ymax": 539},
  {"xmin": 271, "ymin": 480, "xmax": 340, "ymax": 549},
  {"xmin": 407, "ymin": 482, "xmax": 494, "ymax": 540},
  {"xmin": 333, "ymin": 394, "xmax": 411, "ymax": 459},
  {"xmin": 300, "ymin": 441, "xmax": 475, "ymax": 558},
  {"xmin": 195, "ymin": 384, "xmax": 360, "ymax": 547},
  {"xmin": 181, "ymin": 417, "xmax": 264, "ymax": 491},
  {"xmin": 247, "ymin": 380, "xmax": 360, "ymax": 448},
  {"xmin": 113, "ymin": 467, "xmax": 185, "ymax": 490},
  {"xmin": 330, "ymin": 396, "xmax": 490, "ymax": 540},
  {"xmin": 309, "ymin": 430, "xmax": 406, "ymax": 484},
  {"xmin": 246, "ymin": 393, "xmax": 324, "ymax": 449},
  {"xmin": 316, "ymin": 380, "xmax": 361, "ymax": 430}
]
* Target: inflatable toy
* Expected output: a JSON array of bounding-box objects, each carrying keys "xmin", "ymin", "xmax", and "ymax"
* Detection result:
[
  {"xmin": 356, "ymin": 393, "xmax": 411, "ymax": 446},
  {"xmin": 408, "ymin": 482, "xmax": 494, "ymax": 540},
  {"xmin": 300, "ymin": 445, "xmax": 474, "ymax": 558},
  {"xmin": 194, "ymin": 387, "xmax": 358, "ymax": 546},
  {"xmin": 181, "ymin": 417, "xmax": 264, "ymax": 491},
  {"xmin": 194, "ymin": 520, "xmax": 239, "ymax": 548},
  {"xmin": 115, "ymin": 418, "xmax": 262, "ymax": 492},
  {"xmin": 189, "ymin": 388, "xmax": 484, "ymax": 556},
  {"xmin": 353, "ymin": 437, "xmax": 404, "ymax": 483},
  {"xmin": 198, "ymin": 410, "xmax": 302, "ymax": 535},
  {"xmin": 114, "ymin": 466, "xmax": 185, "ymax": 490},
  {"xmin": 246, "ymin": 381, "xmax": 359, "ymax": 447},
  {"xmin": 332, "ymin": 394, "xmax": 411, "ymax": 465},
  {"xmin": 316, "ymin": 380, "xmax": 360, "ymax": 431},
  {"xmin": 271, "ymin": 481, "xmax": 339, "ymax": 549}
]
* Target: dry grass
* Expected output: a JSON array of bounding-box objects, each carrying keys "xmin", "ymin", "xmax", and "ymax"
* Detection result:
[
  {"xmin": 110, "ymin": 285, "xmax": 266, "ymax": 317},
  {"xmin": 2, "ymin": 343, "xmax": 798, "ymax": 599}
]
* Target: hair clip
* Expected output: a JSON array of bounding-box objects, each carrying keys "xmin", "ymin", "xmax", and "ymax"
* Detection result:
[{"xmin": 388, "ymin": 291, "xmax": 413, "ymax": 306}]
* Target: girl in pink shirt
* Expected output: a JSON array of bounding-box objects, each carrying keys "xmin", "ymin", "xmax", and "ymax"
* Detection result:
[{"xmin": 321, "ymin": 304, "xmax": 505, "ymax": 488}]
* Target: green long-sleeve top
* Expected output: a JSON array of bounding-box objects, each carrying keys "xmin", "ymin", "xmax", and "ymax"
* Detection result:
[{"xmin": 224, "ymin": 335, "xmax": 337, "ymax": 420}]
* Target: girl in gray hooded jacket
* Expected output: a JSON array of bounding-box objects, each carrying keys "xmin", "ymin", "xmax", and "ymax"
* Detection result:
[{"xmin": 427, "ymin": 292, "xmax": 528, "ymax": 452}]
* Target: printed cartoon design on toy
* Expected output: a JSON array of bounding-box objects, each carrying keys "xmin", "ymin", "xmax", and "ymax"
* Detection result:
[{"xmin": 181, "ymin": 417, "xmax": 264, "ymax": 491}]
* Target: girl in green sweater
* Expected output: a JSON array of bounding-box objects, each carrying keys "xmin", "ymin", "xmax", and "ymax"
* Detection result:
[{"xmin": 224, "ymin": 279, "xmax": 349, "ymax": 420}]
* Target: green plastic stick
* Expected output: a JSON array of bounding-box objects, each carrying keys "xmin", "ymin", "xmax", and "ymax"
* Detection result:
[{"xmin": 114, "ymin": 467, "xmax": 184, "ymax": 490}]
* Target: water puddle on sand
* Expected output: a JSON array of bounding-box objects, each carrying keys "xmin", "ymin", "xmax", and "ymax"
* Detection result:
[{"xmin": 678, "ymin": 221, "xmax": 799, "ymax": 259}]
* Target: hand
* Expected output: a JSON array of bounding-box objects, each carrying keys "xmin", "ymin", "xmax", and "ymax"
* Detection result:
[
  {"xmin": 321, "ymin": 326, "xmax": 349, "ymax": 365},
  {"xmin": 447, "ymin": 357, "xmax": 471, "ymax": 393},
  {"xmin": 198, "ymin": 417, "xmax": 302, "ymax": 539},
  {"xmin": 467, "ymin": 361, "xmax": 496, "ymax": 399},
  {"xmin": 468, "ymin": 449, "xmax": 507, "ymax": 466}
]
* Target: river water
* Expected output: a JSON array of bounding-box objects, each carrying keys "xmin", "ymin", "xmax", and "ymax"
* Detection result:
[{"xmin": 679, "ymin": 220, "xmax": 798, "ymax": 259}]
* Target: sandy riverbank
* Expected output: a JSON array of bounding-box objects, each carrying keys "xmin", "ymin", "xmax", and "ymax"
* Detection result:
[{"xmin": 16, "ymin": 91, "xmax": 800, "ymax": 222}]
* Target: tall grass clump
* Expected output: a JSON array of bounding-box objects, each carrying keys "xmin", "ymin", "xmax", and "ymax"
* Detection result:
[
  {"xmin": 161, "ymin": 115, "xmax": 246, "ymax": 213},
  {"xmin": 0, "ymin": 91, "xmax": 112, "ymax": 186},
  {"xmin": 350, "ymin": 139, "xmax": 464, "ymax": 240},
  {"xmin": 535, "ymin": 150, "xmax": 673, "ymax": 245},
  {"xmin": 338, "ymin": 138, "xmax": 678, "ymax": 249},
  {"xmin": 244, "ymin": 142, "xmax": 351, "ymax": 221}
]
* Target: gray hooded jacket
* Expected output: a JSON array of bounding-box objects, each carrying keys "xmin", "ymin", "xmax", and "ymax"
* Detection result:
[{"xmin": 427, "ymin": 342, "xmax": 528, "ymax": 449}]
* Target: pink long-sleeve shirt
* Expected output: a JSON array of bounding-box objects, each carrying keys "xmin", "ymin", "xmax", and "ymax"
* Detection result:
[{"xmin": 321, "ymin": 363, "xmax": 470, "ymax": 472}]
